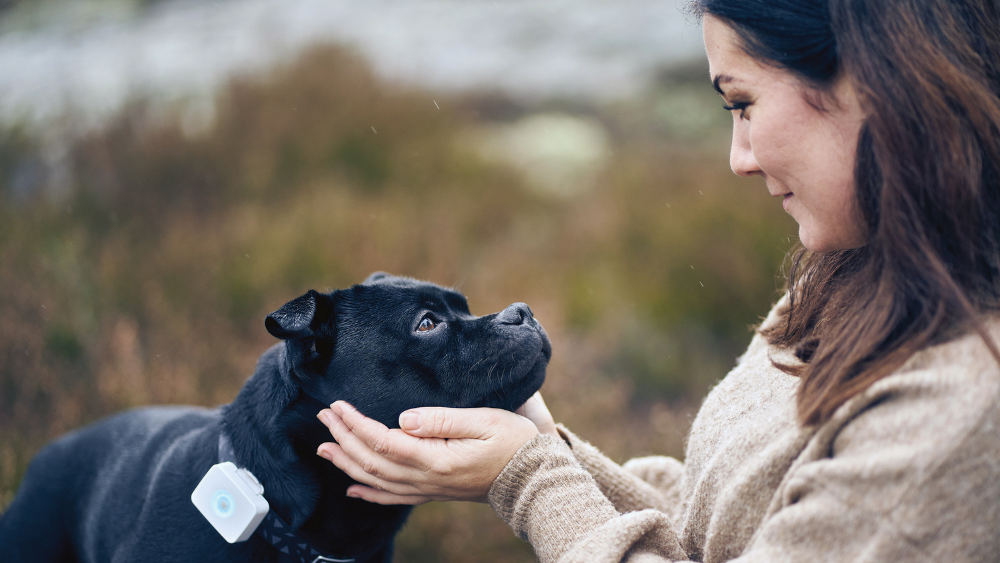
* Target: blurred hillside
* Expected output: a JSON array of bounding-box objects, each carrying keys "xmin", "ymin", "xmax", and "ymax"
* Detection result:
[{"xmin": 0, "ymin": 44, "xmax": 796, "ymax": 561}]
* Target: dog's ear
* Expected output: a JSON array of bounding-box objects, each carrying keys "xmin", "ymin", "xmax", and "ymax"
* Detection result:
[
  {"xmin": 265, "ymin": 290, "xmax": 323, "ymax": 340},
  {"xmin": 266, "ymin": 290, "xmax": 337, "ymax": 368},
  {"xmin": 363, "ymin": 271, "xmax": 391, "ymax": 284}
]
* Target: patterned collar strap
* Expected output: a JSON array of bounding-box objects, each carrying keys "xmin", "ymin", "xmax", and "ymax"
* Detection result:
[{"xmin": 218, "ymin": 432, "xmax": 356, "ymax": 563}]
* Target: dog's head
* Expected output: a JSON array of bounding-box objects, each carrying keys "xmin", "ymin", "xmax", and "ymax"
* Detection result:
[{"xmin": 264, "ymin": 273, "xmax": 551, "ymax": 428}]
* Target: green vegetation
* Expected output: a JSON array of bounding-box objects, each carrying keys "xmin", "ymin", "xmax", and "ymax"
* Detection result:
[{"xmin": 0, "ymin": 45, "xmax": 796, "ymax": 561}]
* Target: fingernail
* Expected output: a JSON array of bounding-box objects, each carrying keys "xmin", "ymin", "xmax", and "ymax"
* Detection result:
[
  {"xmin": 399, "ymin": 410, "xmax": 420, "ymax": 431},
  {"xmin": 316, "ymin": 446, "xmax": 331, "ymax": 460},
  {"xmin": 346, "ymin": 490, "xmax": 360, "ymax": 498},
  {"xmin": 317, "ymin": 411, "xmax": 332, "ymax": 425}
]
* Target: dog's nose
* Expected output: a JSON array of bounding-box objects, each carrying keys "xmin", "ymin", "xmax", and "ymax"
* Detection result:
[{"xmin": 497, "ymin": 303, "xmax": 533, "ymax": 325}]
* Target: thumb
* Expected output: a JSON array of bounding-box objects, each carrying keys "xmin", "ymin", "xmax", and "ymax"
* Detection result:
[{"xmin": 398, "ymin": 406, "xmax": 508, "ymax": 439}]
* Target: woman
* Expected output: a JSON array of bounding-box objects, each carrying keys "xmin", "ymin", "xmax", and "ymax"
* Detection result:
[{"xmin": 316, "ymin": 0, "xmax": 1000, "ymax": 560}]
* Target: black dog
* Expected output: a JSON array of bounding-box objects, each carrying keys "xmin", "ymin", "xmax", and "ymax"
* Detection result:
[{"xmin": 0, "ymin": 273, "xmax": 550, "ymax": 562}]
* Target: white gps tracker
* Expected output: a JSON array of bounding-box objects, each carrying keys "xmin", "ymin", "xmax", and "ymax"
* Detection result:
[{"xmin": 191, "ymin": 461, "xmax": 270, "ymax": 543}]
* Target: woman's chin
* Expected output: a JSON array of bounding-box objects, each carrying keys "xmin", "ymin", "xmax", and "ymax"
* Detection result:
[{"xmin": 799, "ymin": 228, "xmax": 868, "ymax": 253}]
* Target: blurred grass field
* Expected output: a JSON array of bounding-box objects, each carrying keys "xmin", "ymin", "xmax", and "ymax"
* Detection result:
[{"xmin": 0, "ymin": 44, "xmax": 796, "ymax": 561}]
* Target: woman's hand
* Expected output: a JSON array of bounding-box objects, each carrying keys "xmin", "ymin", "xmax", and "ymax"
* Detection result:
[{"xmin": 316, "ymin": 398, "xmax": 544, "ymax": 505}]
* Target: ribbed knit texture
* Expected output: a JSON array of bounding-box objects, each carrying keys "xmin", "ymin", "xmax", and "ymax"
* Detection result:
[{"xmin": 487, "ymin": 299, "xmax": 1000, "ymax": 562}]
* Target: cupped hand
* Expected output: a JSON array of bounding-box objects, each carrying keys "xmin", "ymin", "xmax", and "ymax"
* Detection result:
[{"xmin": 316, "ymin": 400, "xmax": 540, "ymax": 505}]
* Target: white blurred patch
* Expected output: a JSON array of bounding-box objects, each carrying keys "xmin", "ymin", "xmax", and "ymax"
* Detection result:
[
  {"xmin": 469, "ymin": 113, "xmax": 610, "ymax": 199},
  {"xmin": 179, "ymin": 95, "xmax": 217, "ymax": 140}
]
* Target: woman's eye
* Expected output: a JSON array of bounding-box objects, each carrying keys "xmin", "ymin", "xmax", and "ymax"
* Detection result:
[
  {"xmin": 722, "ymin": 102, "xmax": 750, "ymax": 120},
  {"xmin": 417, "ymin": 318, "xmax": 437, "ymax": 332}
]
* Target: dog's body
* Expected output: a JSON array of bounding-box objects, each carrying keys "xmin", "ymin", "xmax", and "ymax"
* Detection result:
[{"xmin": 0, "ymin": 273, "xmax": 550, "ymax": 563}]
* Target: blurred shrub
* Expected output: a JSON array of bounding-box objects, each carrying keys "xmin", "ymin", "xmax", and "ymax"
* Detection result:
[{"xmin": 0, "ymin": 44, "xmax": 796, "ymax": 560}]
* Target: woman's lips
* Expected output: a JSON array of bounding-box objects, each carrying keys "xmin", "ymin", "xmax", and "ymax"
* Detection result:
[{"xmin": 781, "ymin": 193, "xmax": 792, "ymax": 211}]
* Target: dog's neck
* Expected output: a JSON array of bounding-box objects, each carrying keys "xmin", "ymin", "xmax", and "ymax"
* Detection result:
[{"xmin": 221, "ymin": 343, "xmax": 409, "ymax": 557}]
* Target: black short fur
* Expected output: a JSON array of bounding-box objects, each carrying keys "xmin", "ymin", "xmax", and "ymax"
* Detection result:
[{"xmin": 0, "ymin": 273, "xmax": 550, "ymax": 563}]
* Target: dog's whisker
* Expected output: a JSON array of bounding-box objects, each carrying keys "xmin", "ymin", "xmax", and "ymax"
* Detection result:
[
  {"xmin": 487, "ymin": 359, "xmax": 502, "ymax": 393},
  {"xmin": 465, "ymin": 356, "xmax": 488, "ymax": 379}
]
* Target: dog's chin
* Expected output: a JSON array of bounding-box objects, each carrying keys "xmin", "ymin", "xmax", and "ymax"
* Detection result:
[
  {"xmin": 515, "ymin": 356, "xmax": 548, "ymax": 405},
  {"xmin": 472, "ymin": 352, "xmax": 548, "ymax": 412}
]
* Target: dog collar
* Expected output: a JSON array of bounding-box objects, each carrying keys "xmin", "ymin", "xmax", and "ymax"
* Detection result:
[{"xmin": 218, "ymin": 432, "xmax": 356, "ymax": 563}]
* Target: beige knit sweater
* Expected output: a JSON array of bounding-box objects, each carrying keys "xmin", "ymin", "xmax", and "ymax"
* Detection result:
[{"xmin": 488, "ymin": 299, "xmax": 1000, "ymax": 562}]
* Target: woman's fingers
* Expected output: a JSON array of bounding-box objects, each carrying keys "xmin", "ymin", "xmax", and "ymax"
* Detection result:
[
  {"xmin": 316, "ymin": 440, "xmax": 393, "ymax": 492},
  {"xmin": 346, "ymin": 484, "xmax": 432, "ymax": 506},
  {"xmin": 317, "ymin": 408, "xmax": 429, "ymax": 489},
  {"xmin": 324, "ymin": 404, "xmax": 427, "ymax": 465},
  {"xmin": 395, "ymin": 404, "xmax": 505, "ymax": 439},
  {"xmin": 316, "ymin": 438, "xmax": 432, "ymax": 497},
  {"xmin": 331, "ymin": 402, "xmax": 420, "ymax": 461}
]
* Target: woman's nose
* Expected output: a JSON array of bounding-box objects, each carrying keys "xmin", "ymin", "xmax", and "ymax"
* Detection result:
[{"xmin": 729, "ymin": 118, "xmax": 760, "ymax": 177}]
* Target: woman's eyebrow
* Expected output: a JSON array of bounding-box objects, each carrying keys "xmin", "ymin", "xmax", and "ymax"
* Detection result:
[{"xmin": 712, "ymin": 74, "xmax": 735, "ymax": 96}]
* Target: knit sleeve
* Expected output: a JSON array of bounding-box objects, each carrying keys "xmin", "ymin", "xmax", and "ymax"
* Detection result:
[
  {"xmin": 555, "ymin": 425, "xmax": 685, "ymax": 521},
  {"xmin": 487, "ymin": 434, "xmax": 689, "ymax": 563}
]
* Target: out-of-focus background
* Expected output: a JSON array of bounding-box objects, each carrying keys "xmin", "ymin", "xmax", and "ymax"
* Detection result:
[{"xmin": 0, "ymin": 0, "xmax": 796, "ymax": 560}]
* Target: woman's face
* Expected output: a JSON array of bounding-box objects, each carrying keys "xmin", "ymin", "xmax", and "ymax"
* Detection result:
[{"xmin": 702, "ymin": 15, "xmax": 867, "ymax": 253}]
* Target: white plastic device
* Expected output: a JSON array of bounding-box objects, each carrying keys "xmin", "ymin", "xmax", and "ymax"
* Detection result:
[{"xmin": 191, "ymin": 461, "xmax": 270, "ymax": 543}]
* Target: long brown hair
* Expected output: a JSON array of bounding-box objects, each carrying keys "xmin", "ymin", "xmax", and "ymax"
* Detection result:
[{"xmin": 694, "ymin": 0, "xmax": 1000, "ymax": 425}]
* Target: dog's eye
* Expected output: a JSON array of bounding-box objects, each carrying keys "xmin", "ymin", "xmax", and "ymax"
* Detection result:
[{"xmin": 417, "ymin": 318, "xmax": 437, "ymax": 332}]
